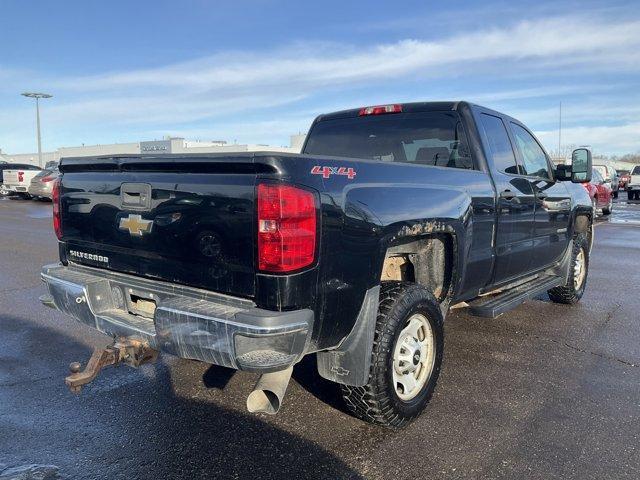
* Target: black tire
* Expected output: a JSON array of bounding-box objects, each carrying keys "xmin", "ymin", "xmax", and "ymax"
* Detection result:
[
  {"xmin": 548, "ymin": 233, "xmax": 589, "ymax": 304},
  {"xmin": 602, "ymin": 198, "xmax": 612, "ymax": 216},
  {"xmin": 613, "ymin": 191, "xmax": 618, "ymax": 199},
  {"xmin": 340, "ymin": 281, "xmax": 444, "ymax": 428}
]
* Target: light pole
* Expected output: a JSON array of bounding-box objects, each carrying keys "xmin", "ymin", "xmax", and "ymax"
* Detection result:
[{"xmin": 21, "ymin": 92, "xmax": 52, "ymax": 168}]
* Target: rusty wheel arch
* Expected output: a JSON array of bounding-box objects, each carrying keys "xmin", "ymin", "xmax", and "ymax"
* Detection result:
[{"xmin": 380, "ymin": 229, "xmax": 457, "ymax": 305}]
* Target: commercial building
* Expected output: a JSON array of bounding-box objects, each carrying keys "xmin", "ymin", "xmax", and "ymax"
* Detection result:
[{"xmin": 0, "ymin": 135, "xmax": 305, "ymax": 167}]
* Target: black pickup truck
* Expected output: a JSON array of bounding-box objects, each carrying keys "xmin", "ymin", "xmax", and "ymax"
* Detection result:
[{"xmin": 41, "ymin": 101, "xmax": 593, "ymax": 427}]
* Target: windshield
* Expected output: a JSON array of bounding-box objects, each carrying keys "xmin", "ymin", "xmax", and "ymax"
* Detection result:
[
  {"xmin": 304, "ymin": 112, "xmax": 473, "ymax": 169},
  {"xmin": 591, "ymin": 168, "xmax": 603, "ymax": 183},
  {"xmin": 35, "ymin": 169, "xmax": 57, "ymax": 179}
]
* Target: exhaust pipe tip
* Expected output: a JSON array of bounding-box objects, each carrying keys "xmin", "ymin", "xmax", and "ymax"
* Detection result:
[
  {"xmin": 247, "ymin": 389, "xmax": 281, "ymax": 415},
  {"xmin": 246, "ymin": 366, "xmax": 293, "ymax": 415}
]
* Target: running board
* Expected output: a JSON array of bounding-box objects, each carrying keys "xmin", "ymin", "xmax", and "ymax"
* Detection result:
[{"xmin": 468, "ymin": 275, "xmax": 564, "ymax": 318}]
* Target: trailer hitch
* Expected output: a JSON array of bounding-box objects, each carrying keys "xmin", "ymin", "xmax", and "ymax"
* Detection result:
[{"xmin": 65, "ymin": 338, "xmax": 158, "ymax": 393}]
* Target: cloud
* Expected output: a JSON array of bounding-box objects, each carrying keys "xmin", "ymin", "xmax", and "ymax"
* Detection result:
[
  {"xmin": 1, "ymin": 12, "xmax": 640, "ymax": 154},
  {"xmin": 536, "ymin": 122, "xmax": 640, "ymax": 156},
  {"xmin": 52, "ymin": 15, "xmax": 640, "ymax": 93}
]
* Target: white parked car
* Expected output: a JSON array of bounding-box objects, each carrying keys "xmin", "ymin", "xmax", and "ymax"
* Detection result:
[
  {"xmin": 593, "ymin": 164, "xmax": 619, "ymax": 198},
  {"xmin": 627, "ymin": 165, "xmax": 640, "ymax": 201},
  {"xmin": 2, "ymin": 166, "xmax": 42, "ymax": 198}
]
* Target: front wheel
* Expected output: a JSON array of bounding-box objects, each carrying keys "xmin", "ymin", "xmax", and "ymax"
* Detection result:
[
  {"xmin": 340, "ymin": 281, "xmax": 444, "ymax": 428},
  {"xmin": 548, "ymin": 233, "xmax": 589, "ymax": 304},
  {"xmin": 602, "ymin": 197, "xmax": 613, "ymax": 215}
]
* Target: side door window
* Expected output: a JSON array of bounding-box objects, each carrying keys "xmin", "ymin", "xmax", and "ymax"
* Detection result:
[
  {"xmin": 479, "ymin": 114, "xmax": 522, "ymax": 175},
  {"xmin": 510, "ymin": 123, "xmax": 551, "ymax": 179}
]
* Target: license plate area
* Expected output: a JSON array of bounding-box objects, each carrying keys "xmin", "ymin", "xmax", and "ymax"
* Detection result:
[{"xmin": 125, "ymin": 288, "xmax": 157, "ymax": 319}]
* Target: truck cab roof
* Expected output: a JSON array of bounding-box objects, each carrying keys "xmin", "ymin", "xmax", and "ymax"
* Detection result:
[{"xmin": 314, "ymin": 101, "xmax": 497, "ymax": 122}]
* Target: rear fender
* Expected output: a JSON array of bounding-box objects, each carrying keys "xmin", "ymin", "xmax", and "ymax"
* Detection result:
[
  {"xmin": 316, "ymin": 184, "xmax": 470, "ymax": 386},
  {"xmin": 343, "ymin": 183, "xmax": 470, "ymax": 301}
]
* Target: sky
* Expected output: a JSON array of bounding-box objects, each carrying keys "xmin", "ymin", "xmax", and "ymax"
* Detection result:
[{"xmin": 1, "ymin": 0, "xmax": 639, "ymax": 156}]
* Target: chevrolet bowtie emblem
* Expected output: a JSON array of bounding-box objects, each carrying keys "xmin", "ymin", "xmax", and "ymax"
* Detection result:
[{"xmin": 119, "ymin": 214, "xmax": 153, "ymax": 237}]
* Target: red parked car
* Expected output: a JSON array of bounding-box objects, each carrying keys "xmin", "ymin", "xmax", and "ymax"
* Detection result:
[
  {"xmin": 618, "ymin": 170, "xmax": 631, "ymax": 189},
  {"xmin": 582, "ymin": 168, "xmax": 613, "ymax": 216}
]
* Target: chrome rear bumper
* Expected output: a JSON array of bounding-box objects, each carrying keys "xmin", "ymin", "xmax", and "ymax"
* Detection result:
[{"xmin": 41, "ymin": 263, "xmax": 313, "ymax": 372}]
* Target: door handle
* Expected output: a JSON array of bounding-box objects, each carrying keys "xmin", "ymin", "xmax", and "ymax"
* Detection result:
[{"xmin": 500, "ymin": 189, "xmax": 516, "ymax": 200}]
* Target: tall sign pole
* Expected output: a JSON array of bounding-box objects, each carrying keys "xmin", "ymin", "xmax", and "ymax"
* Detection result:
[
  {"xmin": 558, "ymin": 101, "xmax": 562, "ymax": 158},
  {"xmin": 21, "ymin": 92, "xmax": 52, "ymax": 168}
]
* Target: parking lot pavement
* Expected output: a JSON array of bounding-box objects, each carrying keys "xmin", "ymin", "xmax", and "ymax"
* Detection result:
[{"xmin": 1, "ymin": 196, "xmax": 639, "ymax": 480}]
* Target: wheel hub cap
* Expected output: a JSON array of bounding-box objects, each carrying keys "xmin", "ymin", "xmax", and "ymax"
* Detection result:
[
  {"xmin": 392, "ymin": 313, "xmax": 436, "ymax": 401},
  {"xmin": 574, "ymin": 248, "xmax": 586, "ymax": 290}
]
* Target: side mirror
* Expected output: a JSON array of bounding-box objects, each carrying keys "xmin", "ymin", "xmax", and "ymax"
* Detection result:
[{"xmin": 571, "ymin": 148, "xmax": 592, "ymax": 183}]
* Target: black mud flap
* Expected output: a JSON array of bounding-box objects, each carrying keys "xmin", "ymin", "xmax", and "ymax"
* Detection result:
[{"xmin": 316, "ymin": 286, "xmax": 380, "ymax": 387}]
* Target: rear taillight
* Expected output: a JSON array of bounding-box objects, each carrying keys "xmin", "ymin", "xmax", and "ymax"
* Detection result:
[
  {"xmin": 41, "ymin": 176, "xmax": 55, "ymax": 183},
  {"xmin": 257, "ymin": 183, "xmax": 317, "ymax": 273},
  {"xmin": 18, "ymin": 171, "xmax": 24, "ymax": 182},
  {"xmin": 359, "ymin": 104, "xmax": 402, "ymax": 116},
  {"xmin": 52, "ymin": 178, "xmax": 62, "ymax": 240}
]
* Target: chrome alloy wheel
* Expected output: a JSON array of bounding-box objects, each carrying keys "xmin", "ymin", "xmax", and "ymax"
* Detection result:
[
  {"xmin": 392, "ymin": 313, "xmax": 436, "ymax": 401},
  {"xmin": 574, "ymin": 248, "xmax": 587, "ymax": 290}
]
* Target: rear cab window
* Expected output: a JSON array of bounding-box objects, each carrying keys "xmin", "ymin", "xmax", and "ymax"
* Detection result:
[
  {"xmin": 593, "ymin": 165, "xmax": 606, "ymax": 176},
  {"xmin": 303, "ymin": 111, "xmax": 474, "ymax": 170},
  {"xmin": 2, "ymin": 164, "xmax": 40, "ymax": 171},
  {"xmin": 591, "ymin": 168, "xmax": 603, "ymax": 183}
]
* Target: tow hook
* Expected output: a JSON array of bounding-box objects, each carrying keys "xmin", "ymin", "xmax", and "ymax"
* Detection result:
[{"xmin": 65, "ymin": 338, "xmax": 158, "ymax": 393}]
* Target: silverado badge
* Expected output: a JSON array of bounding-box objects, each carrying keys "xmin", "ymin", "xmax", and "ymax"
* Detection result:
[{"xmin": 119, "ymin": 214, "xmax": 153, "ymax": 237}]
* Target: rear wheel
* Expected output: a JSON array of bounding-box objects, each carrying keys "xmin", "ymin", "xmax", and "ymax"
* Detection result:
[
  {"xmin": 340, "ymin": 281, "xmax": 444, "ymax": 428},
  {"xmin": 548, "ymin": 233, "xmax": 589, "ymax": 304}
]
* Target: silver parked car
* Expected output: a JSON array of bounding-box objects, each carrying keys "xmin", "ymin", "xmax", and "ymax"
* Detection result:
[{"xmin": 28, "ymin": 168, "xmax": 59, "ymax": 200}]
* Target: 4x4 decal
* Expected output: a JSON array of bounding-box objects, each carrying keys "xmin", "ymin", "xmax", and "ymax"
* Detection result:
[{"xmin": 311, "ymin": 165, "xmax": 357, "ymax": 180}]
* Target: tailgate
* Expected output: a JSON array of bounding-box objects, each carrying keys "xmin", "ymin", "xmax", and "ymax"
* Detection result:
[
  {"xmin": 3, "ymin": 170, "xmax": 20, "ymax": 185},
  {"xmin": 58, "ymin": 155, "xmax": 268, "ymax": 298}
]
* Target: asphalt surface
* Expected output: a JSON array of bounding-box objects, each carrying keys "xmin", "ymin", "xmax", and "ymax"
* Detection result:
[{"xmin": 0, "ymin": 196, "xmax": 639, "ymax": 479}]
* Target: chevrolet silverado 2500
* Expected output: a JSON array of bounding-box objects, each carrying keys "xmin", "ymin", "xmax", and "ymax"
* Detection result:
[{"xmin": 41, "ymin": 102, "xmax": 593, "ymax": 427}]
